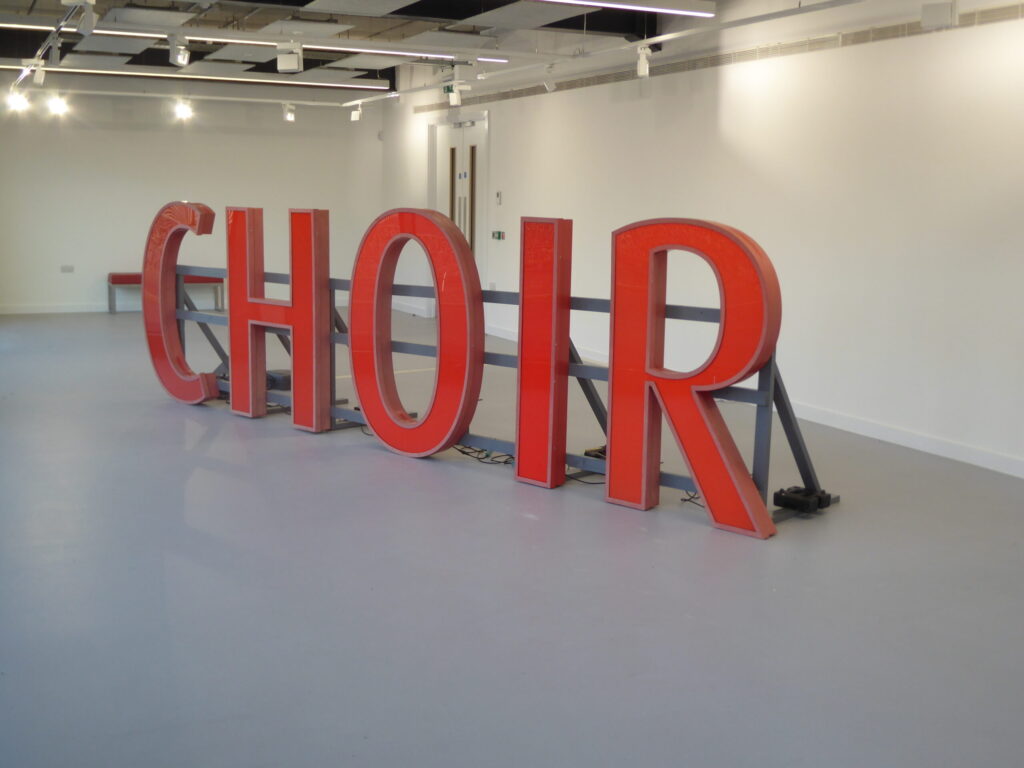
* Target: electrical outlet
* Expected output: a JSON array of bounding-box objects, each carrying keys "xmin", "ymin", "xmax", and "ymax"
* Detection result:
[{"xmin": 60, "ymin": 265, "xmax": 74, "ymax": 274}]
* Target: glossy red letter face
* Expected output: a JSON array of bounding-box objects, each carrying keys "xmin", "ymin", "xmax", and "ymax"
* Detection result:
[
  {"xmin": 142, "ymin": 201, "xmax": 218, "ymax": 405},
  {"xmin": 227, "ymin": 208, "xmax": 332, "ymax": 433},
  {"xmin": 607, "ymin": 220, "xmax": 782, "ymax": 538},
  {"xmin": 349, "ymin": 209, "xmax": 484, "ymax": 457},
  {"xmin": 515, "ymin": 218, "xmax": 573, "ymax": 488}
]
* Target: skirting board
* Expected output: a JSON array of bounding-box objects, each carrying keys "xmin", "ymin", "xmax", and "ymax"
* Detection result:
[
  {"xmin": 483, "ymin": 321, "xmax": 1024, "ymax": 482},
  {"xmin": 393, "ymin": 297, "xmax": 436, "ymax": 318},
  {"xmin": 0, "ymin": 302, "xmax": 109, "ymax": 314},
  {"xmin": 1, "ymin": 296, "xmax": 332, "ymax": 315},
  {"xmin": 790, "ymin": 401, "xmax": 1024, "ymax": 481}
]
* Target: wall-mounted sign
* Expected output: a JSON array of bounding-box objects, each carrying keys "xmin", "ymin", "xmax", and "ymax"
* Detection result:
[{"xmin": 143, "ymin": 203, "xmax": 782, "ymax": 538}]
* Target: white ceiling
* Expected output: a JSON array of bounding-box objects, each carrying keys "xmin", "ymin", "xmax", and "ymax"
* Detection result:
[
  {"xmin": 330, "ymin": 53, "xmax": 414, "ymax": 70},
  {"xmin": 300, "ymin": 0, "xmax": 412, "ymax": 16},
  {"xmin": 59, "ymin": 53, "xmax": 131, "ymax": 69},
  {"xmin": 102, "ymin": 8, "xmax": 196, "ymax": 27},
  {"xmin": 179, "ymin": 61, "xmax": 257, "ymax": 76},
  {"xmin": 73, "ymin": 33, "xmax": 154, "ymax": 55},
  {"xmin": 259, "ymin": 19, "xmax": 355, "ymax": 38},
  {"xmin": 204, "ymin": 44, "xmax": 281, "ymax": 64}
]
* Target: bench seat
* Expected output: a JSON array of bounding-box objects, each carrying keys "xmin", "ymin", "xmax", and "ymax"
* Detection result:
[{"xmin": 107, "ymin": 272, "xmax": 224, "ymax": 312}]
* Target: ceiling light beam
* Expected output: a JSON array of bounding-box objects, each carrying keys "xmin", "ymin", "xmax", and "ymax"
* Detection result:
[{"xmin": 0, "ymin": 63, "xmax": 391, "ymax": 91}]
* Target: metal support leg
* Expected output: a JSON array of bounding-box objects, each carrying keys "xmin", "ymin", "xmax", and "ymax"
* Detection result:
[
  {"xmin": 181, "ymin": 292, "xmax": 229, "ymax": 377},
  {"xmin": 333, "ymin": 308, "xmax": 348, "ymax": 334},
  {"xmin": 330, "ymin": 292, "xmax": 338, "ymax": 420},
  {"xmin": 108, "ymin": 284, "xmax": 116, "ymax": 314},
  {"xmin": 569, "ymin": 339, "xmax": 608, "ymax": 435},
  {"xmin": 175, "ymin": 276, "xmax": 186, "ymax": 355},
  {"xmin": 773, "ymin": 369, "xmax": 821, "ymax": 493},
  {"xmin": 751, "ymin": 358, "xmax": 777, "ymax": 502}
]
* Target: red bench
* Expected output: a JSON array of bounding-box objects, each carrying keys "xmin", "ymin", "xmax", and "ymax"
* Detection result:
[{"xmin": 107, "ymin": 272, "xmax": 224, "ymax": 313}]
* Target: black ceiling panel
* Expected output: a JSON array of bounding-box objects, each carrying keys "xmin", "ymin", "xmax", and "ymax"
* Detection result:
[{"xmin": 0, "ymin": 29, "xmax": 49, "ymax": 60}]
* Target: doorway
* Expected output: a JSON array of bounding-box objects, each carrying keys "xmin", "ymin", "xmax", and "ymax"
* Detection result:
[{"xmin": 432, "ymin": 116, "xmax": 487, "ymax": 257}]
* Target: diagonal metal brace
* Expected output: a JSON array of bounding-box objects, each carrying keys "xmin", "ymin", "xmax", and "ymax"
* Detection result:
[
  {"xmin": 181, "ymin": 290, "xmax": 229, "ymax": 378},
  {"xmin": 569, "ymin": 339, "xmax": 608, "ymax": 435}
]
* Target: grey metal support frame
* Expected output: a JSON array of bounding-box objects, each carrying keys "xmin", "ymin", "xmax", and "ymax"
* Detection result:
[
  {"xmin": 569, "ymin": 340, "xmax": 608, "ymax": 435},
  {"xmin": 772, "ymin": 368, "xmax": 821, "ymax": 493},
  {"xmin": 180, "ymin": 289, "xmax": 229, "ymax": 378},
  {"xmin": 175, "ymin": 274, "xmax": 186, "ymax": 356},
  {"xmin": 751, "ymin": 357, "xmax": 777, "ymax": 502},
  {"xmin": 174, "ymin": 264, "xmax": 834, "ymax": 515}
]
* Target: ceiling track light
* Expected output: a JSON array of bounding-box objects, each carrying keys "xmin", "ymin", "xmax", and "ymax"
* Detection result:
[
  {"xmin": 637, "ymin": 45, "xmax": 651, "ymax": 78},
  {"xmin": 169, "ymin": 35, "xmax": 189, "ymax": 68},
  {"xmin": 350, "ymin": 105, "xmax": 362, "ymax": 121},
  {"xmin": 77, "ymin": 5, "xmax": 97, "ymax": 36},
  {"xmin": 283, "ymin": 102, "xmax": 296, "ymax": 122},
  {"xmin": 532, "ymin": 0, "xmax": 715, "ymax": 17},
  {"xmin": 277, "ymin": 43, "xmax": 303, "ymax": 74},
  {"xmin": 173, "ymin": 99, "xmax": 193, "ymax": 120},
  {"xmin": 303, "ymin": 44, "xmax": 454, "ymax": 61},
  {"xmin": 0, "ymin": 64, "xmax": 391, "ymax": 92}
]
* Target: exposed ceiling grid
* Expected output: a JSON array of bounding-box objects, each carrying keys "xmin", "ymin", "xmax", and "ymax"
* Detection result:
[
  {"xmin": 461, "ymin": 1, "xmax": 590, "ymax": 31},
  {"xmin": 1, "ymin": 0, "xmax": 727, "ymax": 99}
]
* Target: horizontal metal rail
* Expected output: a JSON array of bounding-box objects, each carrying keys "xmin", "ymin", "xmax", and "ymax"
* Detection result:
[
  {"xmin": 181, "ymin": 264, "xmax": 828, "ymax": 510},
  {"xmin": 176, "ymin": 265, "xmax": 722, "ymax": 323},
  {"xmin": 323, "ymin": 403, "xmax": 697, "ymax": 493},
  {"xmin": 183, "ymin": 263, "xmax": 730, "ymax": 496},
  {"xmin": 179, "ymin": 308, "xmax": 763, "ymax": 406}
]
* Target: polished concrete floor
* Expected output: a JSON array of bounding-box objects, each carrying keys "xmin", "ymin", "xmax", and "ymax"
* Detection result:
[{"xmin": 1, "ymin": 310, "xmax": 1023, "ymax": 768}]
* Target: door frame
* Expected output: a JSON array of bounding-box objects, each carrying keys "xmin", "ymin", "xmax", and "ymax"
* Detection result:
[{"xmin": 427, "ymin": 110, "xmax": 489, "ymax": 267}]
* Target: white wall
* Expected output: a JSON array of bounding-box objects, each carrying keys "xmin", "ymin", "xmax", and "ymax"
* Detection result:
[
  {"xmin": 2, "ymin": 10, "xmax": 1023, "ymax": 480},
  {"xmin": 0, "ymin": 87, "xmax": 379, "ymax": 312},
  {"xmin": 372, "ymin": 17, "xmax": 1024, "ymax": 479}
]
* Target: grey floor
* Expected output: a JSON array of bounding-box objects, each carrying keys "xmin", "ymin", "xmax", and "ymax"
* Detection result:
[{"xmin": 1, "ymin": 310, "xmax": 1023, "ymax": 768}]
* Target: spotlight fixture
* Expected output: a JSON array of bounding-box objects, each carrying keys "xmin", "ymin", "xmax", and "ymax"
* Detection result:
[
  {"xmin": 173, "ymin": 100, "xmax": 193, "ymax": 121},
  {"xmin": 47, "ymin": 95, "xmax": 68, "ymax": 116},
  {"xmin": 448, "ymin": 89, "xmax": 462, "ymax": 107},
  {"xmin": 33, "ymin": 66, "xmax": 46, "ymax": 86},
  {"xmin": 282, "ymin": 102, "xmax": 296, "ymax": 123},
  {"xmin": 637, "ymin": 45, "xmax": 651, "ymax": 78},
  {"xmin": 6, "ymin": 91, "xmax": 29, "ymax": 112},
  {"xmin": 169, "ymin": 35, "xmax": 189, "ymax": 68},
  {"xmin": 277, "ymin": 43, "xmax": 303, "ymax": 74},
  {"xmin": 350, "ymin": 105, "xmax": 362, "ymax": 122},
  {"xmin": 48, "ymin": 43, "xmax": 61, "ymax": 67}
]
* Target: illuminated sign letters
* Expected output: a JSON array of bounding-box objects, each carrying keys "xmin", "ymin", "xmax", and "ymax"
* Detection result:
[{"xmin": 143, "ymin": 204, "xmax": 782, "ymax": 538}]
